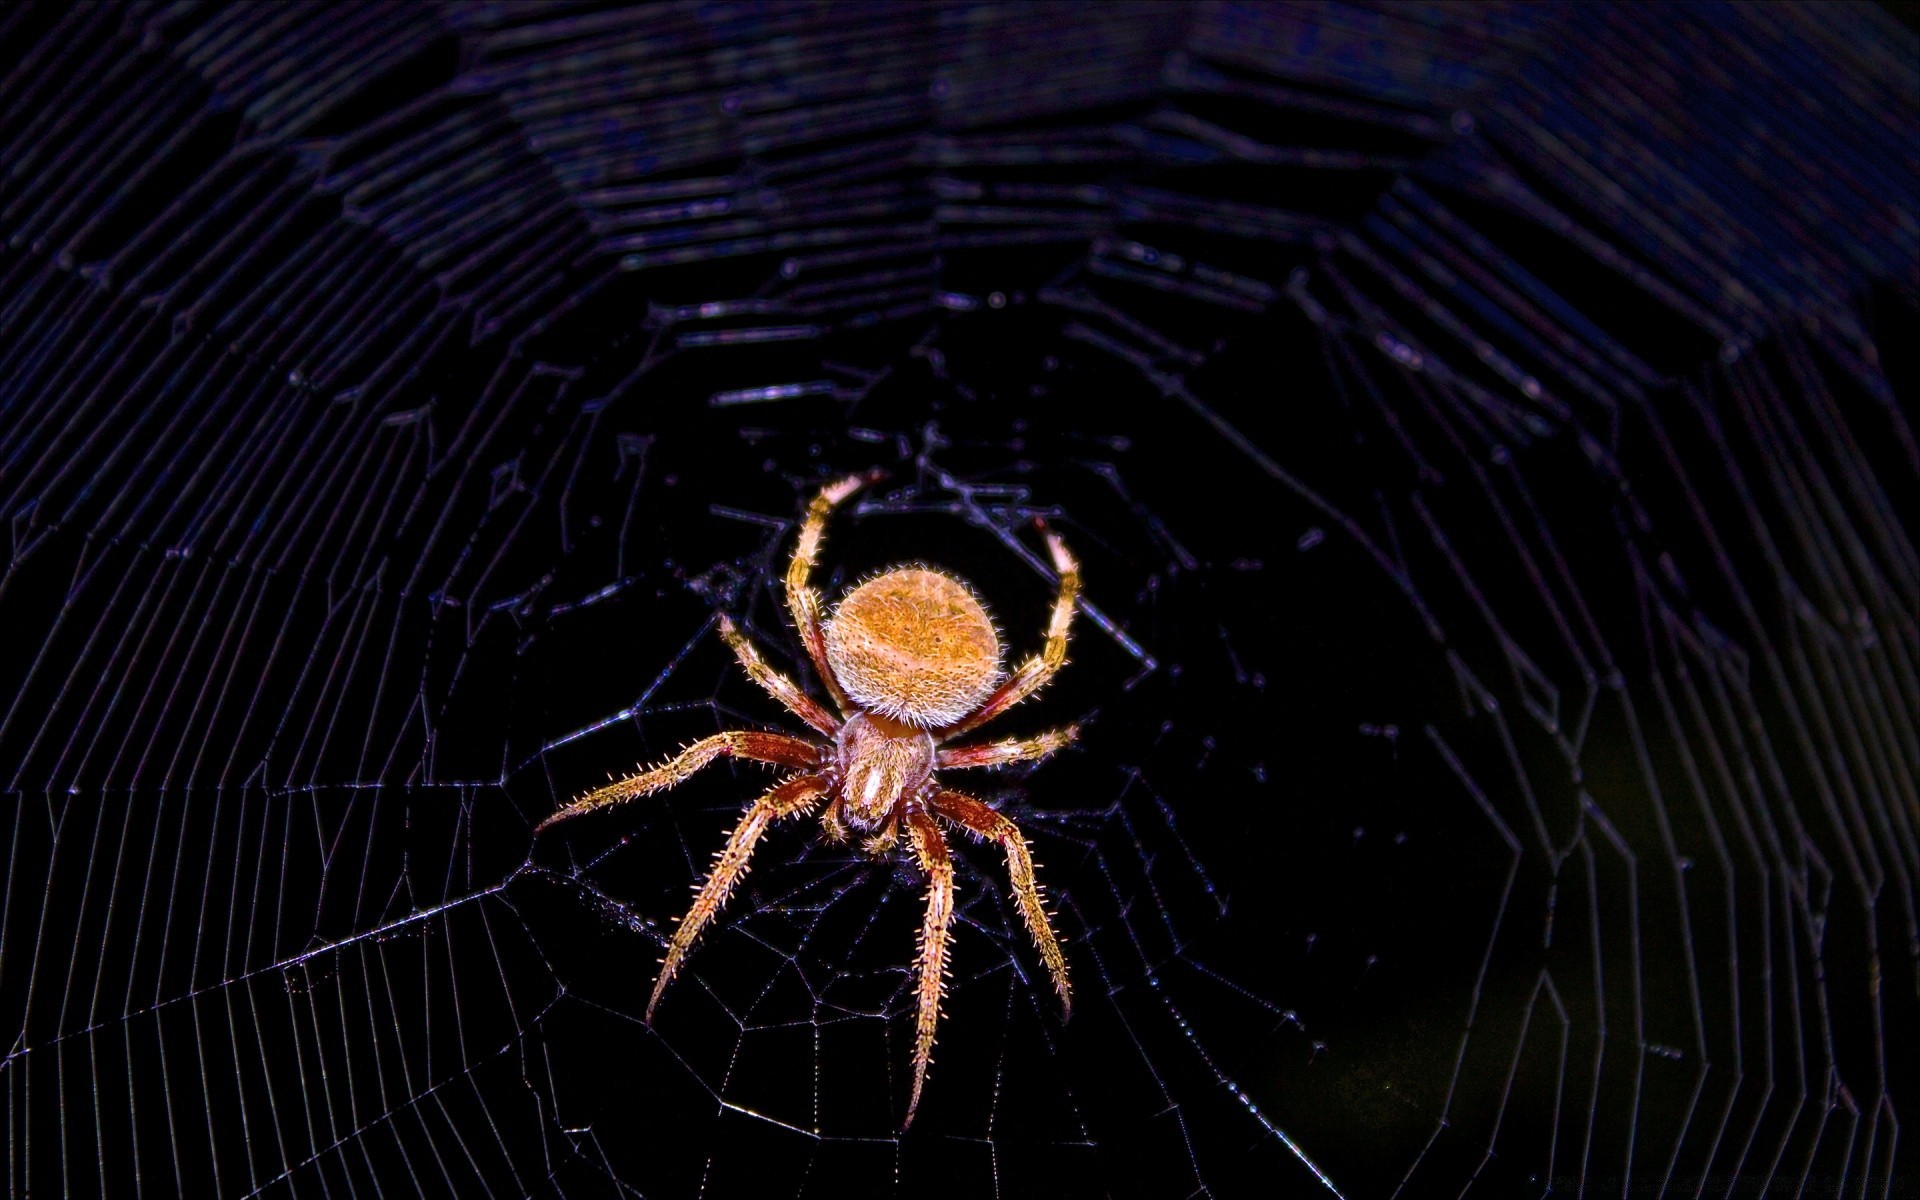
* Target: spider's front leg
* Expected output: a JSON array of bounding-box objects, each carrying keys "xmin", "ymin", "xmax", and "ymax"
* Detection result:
[
  {"xmin": 930, "ymin": 788, "xmax": 1071, "ymax": 1018},
  {"xmin": 648, "ymin": 773, "xmax": 830, "ymax": 1020},
  {"xmin": 535, "ymin": 730, "xmax": 822, "ymax": 833},
  {"xmin": 902, "ymin": 808, "xmax": 954, "ymax": 1130}
]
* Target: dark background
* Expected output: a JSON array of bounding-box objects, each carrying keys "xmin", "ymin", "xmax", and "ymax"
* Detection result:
[{"xmin": 0, "ymin": 3, "xmax": 1916, "ymax": 1198}]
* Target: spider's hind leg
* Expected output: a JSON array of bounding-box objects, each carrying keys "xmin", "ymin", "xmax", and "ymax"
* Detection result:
[
  {"xmin": 785, "ymin": 472, "xmax": 882, "ymax": 714},
  {"xmin": 718, "ymin": 614, "xmax": 840, "ymax": 735},
  {"xmin": 939, "ymin": 523, "xmax": 1079, "ymax": 738}
]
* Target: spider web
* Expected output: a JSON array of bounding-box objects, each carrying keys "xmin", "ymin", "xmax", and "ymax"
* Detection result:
[{"xmin": 0, "ymin": 2, "xmax": 1916, "ymax": 1197}]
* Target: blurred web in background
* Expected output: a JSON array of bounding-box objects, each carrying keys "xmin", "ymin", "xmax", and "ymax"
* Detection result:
[{"xmin": 0, "ymin": 2, "xmax": 1915, "ymax": 1196}]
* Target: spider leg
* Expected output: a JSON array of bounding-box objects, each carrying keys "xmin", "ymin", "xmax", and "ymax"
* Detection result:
[
  {"xmin": 929, "ymin": 788, "xmax": 1071, "ymax": 1019},
  {"xmin": 902, "ymin": 808, "xmax": 954, "ymax": 1130},
  {"xmin": 647, "ymin": 773, "xmax": 830, "ymax": 1021},
  {"xmin": 535, "ymin": 731, "xmax": 823, "ymax": 833},
  {"xmin": 718, "ymin": 614, "xmax": 840, "ymax": 735},
  {"xmin": 936, "ymin": 724, "xmax": 1078, "ymax": 771},
  {"xmin": 785, "ymin": 471, "xmax": 881, "ymax": 714},
  {"xmin": 938, "ymin": 521, "xmax": 1079, "ymax": 738}
]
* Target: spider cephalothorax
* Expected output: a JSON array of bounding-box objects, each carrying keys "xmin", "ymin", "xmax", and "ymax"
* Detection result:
[{"xmin": 537, "ymin": 472, "xmax": 1079, "ymax": 1128}]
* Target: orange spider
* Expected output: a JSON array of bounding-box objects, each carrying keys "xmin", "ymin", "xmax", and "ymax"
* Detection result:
[{"xmin": 537, "ymin": 472, "xmax": 1078, "ymax": 1128}]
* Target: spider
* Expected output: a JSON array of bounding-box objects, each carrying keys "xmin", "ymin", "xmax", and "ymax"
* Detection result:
[{"xmin": 537, "ymin": 471, "xmax": 1079, "ymax": 1128}]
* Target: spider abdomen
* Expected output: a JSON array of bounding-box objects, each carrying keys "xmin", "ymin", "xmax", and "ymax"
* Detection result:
[{"xmin": 824, "ymin": 567, "xmax": 1004, "ymax": 728}]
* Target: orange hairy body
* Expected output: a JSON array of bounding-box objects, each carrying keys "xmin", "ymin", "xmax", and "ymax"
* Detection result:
[
  {"xmin": 824, "ymin": 568, "xmax": 1003, "ymax": 728},
  {"xmin": 538, "ymin": 474, "xmax": 1081, "ymax": 1129}
]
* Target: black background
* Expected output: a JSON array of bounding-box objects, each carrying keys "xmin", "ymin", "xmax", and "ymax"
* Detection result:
[{"xmin": 1, "ymin": 4, "xmax": 1916, "ymax": 1198}]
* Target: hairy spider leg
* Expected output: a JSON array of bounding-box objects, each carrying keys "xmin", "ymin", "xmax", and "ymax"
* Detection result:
[
  {"xmin": 717, "ymin": 614, "xmax": 840, "ymax": 736},
  {"xmin": 939, "ymin": 521, "xmax": 1079, "ymax": 738},
  {"xmin": 647, "ymin": 773, "xmax": 831, "ymax": 1021},
  {"xmin": 785, "ymin": 471, "xmax": 881, "ymax": 715},
  {"xmin": 535, "ymin": 731, "xmax": 822, "ymax": 832},
  {"xmin": 936, "ymin": 724, "xmax": 1079, "ymax": 770},
  {"xmin": 902, "ymin": 809, "xmax": 954, "ymax": 1130},
  {"xmin": 930, "ymin": 789, "xmax": 1071, "ymax": 1018}
]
